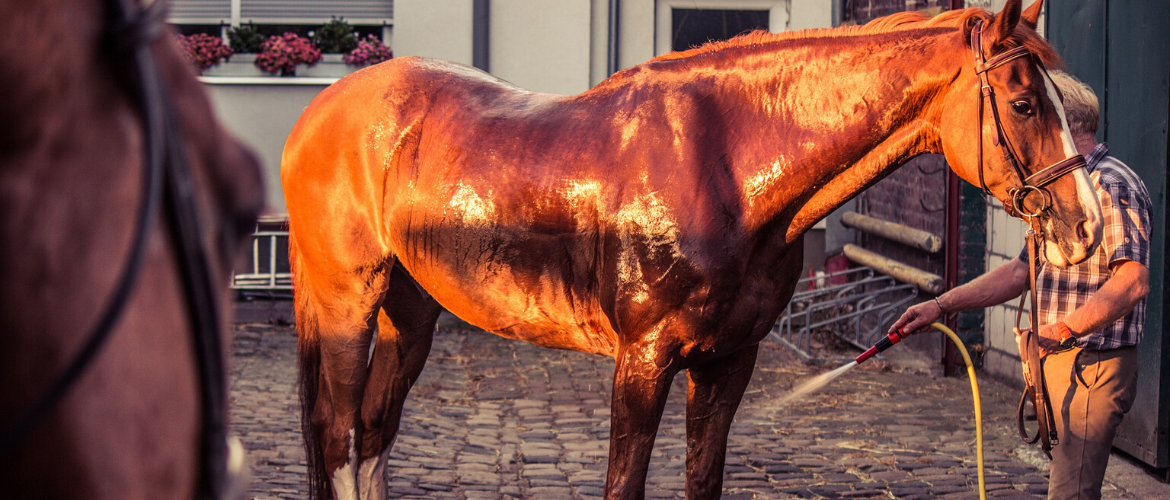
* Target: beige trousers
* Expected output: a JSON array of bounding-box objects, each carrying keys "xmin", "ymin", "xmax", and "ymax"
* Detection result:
[{"xmin": 1041, "ymin": 346, "xmax": 1138, "ymax": 500}]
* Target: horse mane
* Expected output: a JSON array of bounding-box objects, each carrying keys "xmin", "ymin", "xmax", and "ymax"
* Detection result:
[{"xmin": 647, "ymin": 7, "xmax": 1062, "ymax": 69}]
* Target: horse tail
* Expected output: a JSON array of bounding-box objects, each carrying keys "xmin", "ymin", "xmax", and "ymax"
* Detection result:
[{"xmin": 289, "ymin": 229, "xmax": 330, "ymax": 500}]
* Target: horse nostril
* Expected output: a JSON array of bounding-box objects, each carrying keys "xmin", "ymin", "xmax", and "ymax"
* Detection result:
[{"xmin": 1076, "ymin": 220, "xmax": 1091, "ymax": 245}]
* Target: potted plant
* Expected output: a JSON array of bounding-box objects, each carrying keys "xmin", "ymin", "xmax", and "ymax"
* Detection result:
[
  {"xmin": 311, "ymin": 18, "xmax": 358, "ymax": 54},
  {"xmin": 176, "ymin": 33, "xmax": 233, "ymax": 75},
  {"xmin": 227, "ymin": 22, "xmax": 266, "ymax": 54},
  {"xmin": 254, "ymin": 32, "xmax": 322, "ymax": 77},
  {"xmin": 344, "ymin": 35, "xmax": 393, "ymax": 67}
]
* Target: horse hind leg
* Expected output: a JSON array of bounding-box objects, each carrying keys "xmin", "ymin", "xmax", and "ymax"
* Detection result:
[
  {"xmin": 293, "ymin": 245, "xmax": 389, "ymax": 500},
  {"xmin": 684, "ymin": 345, "xmax": 759, "ymax": 500},
  {"xmin": 357, "ymin": 263, "xmax": 441, "ymax": 500}
]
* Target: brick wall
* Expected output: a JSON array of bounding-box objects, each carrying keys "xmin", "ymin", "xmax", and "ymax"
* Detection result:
[
  {"xmin": 857, "ymin": 154, "xmax": 988, "ymax": 369},
  {"xmin": 859, "ymin": 154, "xmax": 948, "ymax": 277}
]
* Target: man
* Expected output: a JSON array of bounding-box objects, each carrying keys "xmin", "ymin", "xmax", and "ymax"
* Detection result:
[{"xmin": 889, "ymin": 71, "xmax": 1151, "ymax": 500}]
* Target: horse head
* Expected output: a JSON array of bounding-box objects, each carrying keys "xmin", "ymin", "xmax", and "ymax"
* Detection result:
[{"xmin": 938, "ymin": 0, "xmax": 1102, "ymax": 267}]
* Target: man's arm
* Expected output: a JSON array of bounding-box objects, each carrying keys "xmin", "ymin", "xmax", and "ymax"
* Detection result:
[
  {"xmin": 1035, "ymin": 260, "xmax": 1150, "ymax": 351},
  {"xmin": 889, "ymin": 257, "xmax": 1029, "ymax": 335}
]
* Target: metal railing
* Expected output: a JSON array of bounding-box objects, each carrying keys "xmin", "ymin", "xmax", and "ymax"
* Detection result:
[
  {"xmin": 770, "ymin": 267, "xmax": 918, "ymax": 363},
  {"xmin": 231, "ymin": 217, "xmax": 292, "ymax": 295}
]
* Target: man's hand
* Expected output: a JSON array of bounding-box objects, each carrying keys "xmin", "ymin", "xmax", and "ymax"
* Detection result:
[
  {"xmin": 1015, "ymin": 324, "xmax": 1063, "ymax": 358},
  {"xmin": 888, "ymin": 299, "xmax": 944, "ymax": 336}
]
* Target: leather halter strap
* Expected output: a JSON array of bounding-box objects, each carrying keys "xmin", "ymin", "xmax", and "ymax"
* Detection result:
[{"xmin": 969, "ymin": 20, "xmax": 1085, "ymax": 220}]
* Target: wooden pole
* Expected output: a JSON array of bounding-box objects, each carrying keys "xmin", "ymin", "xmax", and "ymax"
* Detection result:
[
  {"xmin": 840, "ymin": 211, "xmax": 944, "ymax": 253},
  {"xmin": 843, "ymin": 244, "xmax": 946, "ymax": 294}
]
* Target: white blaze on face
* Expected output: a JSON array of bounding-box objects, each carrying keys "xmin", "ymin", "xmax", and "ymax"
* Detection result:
[{"xmin": 1040, "ymin": 67, "xmax": 1103, "ymax": 253}]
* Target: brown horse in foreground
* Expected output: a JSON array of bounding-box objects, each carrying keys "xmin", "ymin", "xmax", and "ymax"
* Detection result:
[
  {"xmin": 283, "ymin": 1, "xmax": 1101, "ymax": 499},
  {"xmin": 0, "ymin": 0, "xmax": 264, "ymax": 498}
]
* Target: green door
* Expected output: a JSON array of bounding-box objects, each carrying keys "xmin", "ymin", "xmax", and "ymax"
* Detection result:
[{"xmin": 1047, "ymin": 0, "xmax": 1170, "ymax": 469}]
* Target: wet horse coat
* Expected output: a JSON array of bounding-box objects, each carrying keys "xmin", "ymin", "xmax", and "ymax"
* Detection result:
[{"xmin": 283, "ymin": 1, "xmax": 1101, "ymax": 499}]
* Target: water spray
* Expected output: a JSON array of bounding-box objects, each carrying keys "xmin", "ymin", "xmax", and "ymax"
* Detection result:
[{"xmin": 781, "ymin": 322, "xmax": 985, "ymax": 500}]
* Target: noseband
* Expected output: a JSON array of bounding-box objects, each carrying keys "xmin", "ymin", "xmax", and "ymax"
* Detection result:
[{"xmin": 971, "ymin": 20, "xmax": 1086, "ymax": 223}]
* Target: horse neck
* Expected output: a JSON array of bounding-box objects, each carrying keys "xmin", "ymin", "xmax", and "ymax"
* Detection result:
[{"xmin": 687, "ymin": 29, "xmax": 964, "ymax": 243}]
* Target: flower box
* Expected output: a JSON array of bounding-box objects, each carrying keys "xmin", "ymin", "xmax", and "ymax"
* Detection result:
[{"xmin": 203, "ymin": 54, "xmax": 356, "ymax": 78}]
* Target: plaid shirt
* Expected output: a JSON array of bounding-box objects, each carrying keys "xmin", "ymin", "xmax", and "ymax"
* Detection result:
[{"xmin": 1017, "ymin": 145, "xmax": 1152, "ymax": 350}]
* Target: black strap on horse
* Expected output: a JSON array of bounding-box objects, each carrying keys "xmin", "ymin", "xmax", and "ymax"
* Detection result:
[
  {"xmin": 1013, "ymin": 231, "xmax": 1059, "ymax": 459},
  {"xmin": 0, "ymin": 1, "xmax": 234, "ymax": 498}
]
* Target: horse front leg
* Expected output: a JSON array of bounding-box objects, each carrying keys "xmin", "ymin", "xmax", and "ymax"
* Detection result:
[
  {"xmin": 684, "ymin": 344, "xmax": 759, "ymax": 500},
  {"xmin": 605, "ymin": 340, "xmax": 680, "ymax": 500}
]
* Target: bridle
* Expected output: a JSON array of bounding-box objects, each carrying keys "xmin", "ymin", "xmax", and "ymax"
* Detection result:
[
  {"xmin": 970, "ymin": 18, "xmax": 1090, "ymax": 460},
  {"xmin": 0, "ymin": 1, "xmax": 242, "ymax": 498},
  {"xmin": 970, "ymin": 19, "xmax": 1086, "ymax": 228}
]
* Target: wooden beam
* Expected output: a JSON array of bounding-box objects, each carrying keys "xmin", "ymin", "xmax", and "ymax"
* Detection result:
[
  {"xmin": 840, "ymin": 211, "xmax": 944, "ymax": 253},
  {"xmin": 843, "ymin": 244, "xmax": 945, "ymax": 294}
]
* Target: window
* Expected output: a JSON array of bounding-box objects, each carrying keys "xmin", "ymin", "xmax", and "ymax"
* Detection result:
[
  {"xmin": 654, "ymin": 0, "xmax": 787, "ymax": 56},
  {"xmin": 169, "ymin": 0, "xmax": 393, "ymax": 26},
  {"xmin": 671, "ymin": 9, "xmax": 769, "ymax": 52},
  {"xmin": 168, "ymin": 0, "xmax": 393, "ymax": 49},
  {"xmin": 842, "ymin": 0, "xmax": 949, "ymax": 26}
]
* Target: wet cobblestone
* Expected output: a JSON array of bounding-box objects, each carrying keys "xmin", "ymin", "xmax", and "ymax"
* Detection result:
[{"xmin": 229, "ymin": 310, "xmax": 1146, "ymax": 499}]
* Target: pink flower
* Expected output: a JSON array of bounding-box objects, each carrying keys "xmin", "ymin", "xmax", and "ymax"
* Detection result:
[
  {"xmin": 344, "ymin": 35, "xmax": 392, "ymax": 66},
  {"xmin": 176, "ymin": 33, "xmax": 233, "ymax": 74},
  {"xmin": 255, "ymin": 33, "xmax": 322, "ymax": 76}
]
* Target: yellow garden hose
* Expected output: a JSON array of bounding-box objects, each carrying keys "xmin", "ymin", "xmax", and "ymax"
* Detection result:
[
  {"xmin": 932, "ymin": 322, "xmax": 985, "ymax": 500},
  {"xmin": 853, "ymin": 322, "xmax": 985, "ymax": 499}
]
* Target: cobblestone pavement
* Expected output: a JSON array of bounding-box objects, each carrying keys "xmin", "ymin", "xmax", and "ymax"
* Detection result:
[{"xmin": 230, "ymin": 310, "xmax": 1152, "ymax": 500}]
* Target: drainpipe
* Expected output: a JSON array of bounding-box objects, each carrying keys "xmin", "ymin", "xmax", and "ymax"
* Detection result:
[
  {"xmin": 473, "ymin": 0, "xmax": 490, "ymax": 72},
  {"xmin": 607, "ymin": 0, "xmax": 620, "ymax": 75},
  {"xmin": 943, "ymin": 169, "xmax": 961, "ymax": 375},
  {"xmin": 942, "ymin": 0, "xmax": 967, "ymax": 377}
]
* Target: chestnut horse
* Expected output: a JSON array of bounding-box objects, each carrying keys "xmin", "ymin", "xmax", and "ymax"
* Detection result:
[
  {"xmin": 283, "ymin": 1, "xmax": 1101, "ymax": 499},
  {"xmin": 0, "ymin": 0, "xmax": 264, "ymax": 499}
]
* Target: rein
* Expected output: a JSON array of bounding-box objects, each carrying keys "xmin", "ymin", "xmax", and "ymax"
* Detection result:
[
  {"xmin": 0, "ymin": 1, "xmax": 238, "ymax": 498},
  {"xmin": 968, "ymin": 19, "xmax": 1091, "ymax": 459}
]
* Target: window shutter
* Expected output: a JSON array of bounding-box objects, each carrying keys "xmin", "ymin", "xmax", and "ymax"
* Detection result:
[
  {"xmin": 239, "ymin": 0, "xmax": 393, "ymax": 24},
  {"xmin": 169, "ymin": 0, "xmax": 232, "ymax": 24}
]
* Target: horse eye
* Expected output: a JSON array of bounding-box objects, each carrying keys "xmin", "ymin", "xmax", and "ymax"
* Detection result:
[{"xmin": 1011, "ymin": 100, "xmax": 1034, "ymax": 116}]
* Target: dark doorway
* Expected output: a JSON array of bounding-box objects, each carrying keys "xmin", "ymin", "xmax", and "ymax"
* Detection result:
[{"xmin": 670, "ymin": 9, "xmax": 769, "ymax": 52}]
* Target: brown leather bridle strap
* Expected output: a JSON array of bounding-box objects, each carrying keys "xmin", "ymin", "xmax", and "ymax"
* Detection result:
[
  {"xmin": 976, "ymin": 46, "xmax": 1030, "ymax": 75},
  {"xmin": 969, "ymin": 19, "xmax": 1087, "ymax": 223},
  {"xmin": 1025, "ymin": 155, "xmax": 1088, "ymax": 188},
  {"xmin": 1014, "ymin": 232, "xmax": 1059, "ymax": 459}
]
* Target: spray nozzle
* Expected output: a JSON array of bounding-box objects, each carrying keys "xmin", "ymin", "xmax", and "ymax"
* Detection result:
[{"xmin": 855, "ymin": 329, "xmax": 907, "ymax": 364}]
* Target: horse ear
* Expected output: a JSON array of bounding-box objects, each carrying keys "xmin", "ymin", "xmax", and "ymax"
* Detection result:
[
  {"xmin": 1021, "ymin": 0, "xmax": 1043, "ymax": 31},
  {"xmin": 989, "ymin": 0, "xmax": 1022, "ymax": 44}
]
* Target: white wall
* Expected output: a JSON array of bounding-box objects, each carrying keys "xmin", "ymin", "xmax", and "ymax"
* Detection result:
[
  {"xmin": 982, "ymin": 197, "xmax": 1030, "ymax": 385},
  {"xmin": 203, "ymin": 81, "xmax": 331, "ymax": 214},
  {"xmin": 393, "ymin": 0, "xmax": 474, "ymax": 66},
  {"xmin": 491, "ymin": 0, "xmax": 593, "ymax": 95},
  {"xmin": 788, "ymin": 0, "xmax": 833, "ymax": 31}
]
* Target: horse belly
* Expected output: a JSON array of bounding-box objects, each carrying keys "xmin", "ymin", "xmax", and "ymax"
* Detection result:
[{"xmin": 398, "ymin": 231, "xmax": 617, "ymax": 357}]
